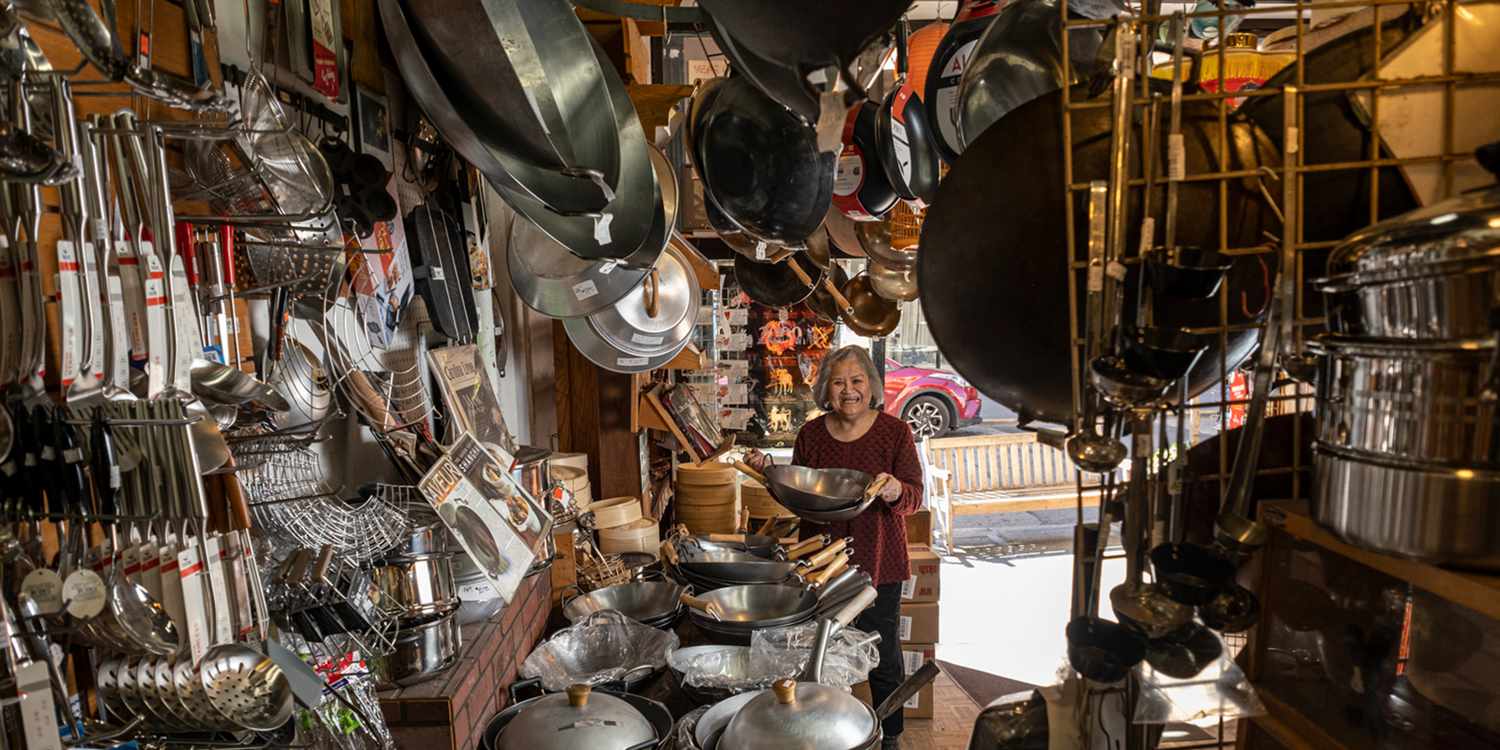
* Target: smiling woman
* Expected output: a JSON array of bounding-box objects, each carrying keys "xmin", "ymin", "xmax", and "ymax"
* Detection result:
[{"xmin": 743, "ymin": 344, "xmax": 925, "ymax": 749}]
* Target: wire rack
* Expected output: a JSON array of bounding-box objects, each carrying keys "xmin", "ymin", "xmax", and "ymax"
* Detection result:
[
  {"xmin": 1056, "ymin": 0, "xmax": 1500, "ymax": 746},
  {"xmin": 240, "ymin": 448, "xmax": 408, "ymax": 562}
]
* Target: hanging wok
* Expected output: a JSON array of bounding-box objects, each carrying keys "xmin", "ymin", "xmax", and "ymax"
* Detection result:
[
  {"xmin": 706, "ymin": 194, "xmax": 788, "ymax": 261},
  {"xmin": 840, "ymin": 273, "xmax": 901, "ymax": 337},
  {"xmin": 806, "ymin": 262, "xmax": 852, "ymax": 323},
  {"xmin": 693, "ymin": 76, "xmax": 836, "ymax": 243},
  {"xmin": 697, "ymin": 0, "xmax": 912, "ymax": 122},
  {"xmin": 868, "ymin": 259, "xmax": 918, "ymax": 301},
  {"xmin": 1238, "ymin": 10, "xmax": 1420, "ymax": 246},
  {"xmin": 380, "ymin": 0, "xmax": 663, "ymax": 260},
  {"xmin": 733, "ymin": 254, "xmax": 821, "ymax": 308},
  {"xmin": 956, "ymin": 0, "xmax": 1108, "ymax": 149},
  {"xmin": 698, "ymin": 14, "xmax": 820, "ymax": 127},
  {"xmin": 918, "ymin": 84, "xmax": 1279, "ymax": 426},
  {"xmin": 823, "ymin": 206, "xmax": 866, "ymax": 257}
]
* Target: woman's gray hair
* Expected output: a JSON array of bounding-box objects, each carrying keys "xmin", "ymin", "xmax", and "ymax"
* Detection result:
[{"xmin": 812, "ymin": 345, "xmax": 884, "ymax": 411}]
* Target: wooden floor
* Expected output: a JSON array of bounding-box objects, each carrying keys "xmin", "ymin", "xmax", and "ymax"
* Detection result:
[{"xmin": 899, "ymin": 669, "xmax": 980, "ymax": 749}]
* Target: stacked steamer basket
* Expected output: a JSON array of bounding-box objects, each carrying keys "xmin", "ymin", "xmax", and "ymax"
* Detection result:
[
  {"xmin": 740, "ymin": 475, "xmax": 796, "ymax": 534},
  {"xmin": 550, "ymin": 464, "xmax": 593, "ymax": 514},
  {"xmin": 674, "ymin": 462, "xmax": 742, "ymax": 534},
  {"xmin": 591, "ymin": 496, "xmax": 661, "ymax": 557}
]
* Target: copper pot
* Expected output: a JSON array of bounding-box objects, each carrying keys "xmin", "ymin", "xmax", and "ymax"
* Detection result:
[{"xmin": 838, "ymin": 273, "xmax": 900, "ymax": 337}]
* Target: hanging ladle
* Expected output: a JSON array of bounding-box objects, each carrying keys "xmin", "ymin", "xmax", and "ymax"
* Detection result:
[
  {"xmin": 1108, "ymin": 416, "xmax": 1191, "ymax": 639},
  {"xmin": 1065, "ymin": 182, "xmax": 1126, "ymax": 473}
]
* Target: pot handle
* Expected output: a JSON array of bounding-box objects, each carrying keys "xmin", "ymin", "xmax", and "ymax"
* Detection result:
[
  {"xmin": 657, "ymin": 539, "xmax": 679, "ymax": 567},
  {"xmin": 785, "ymin": 534, "xmax": 829, "ymax": 561},
  {"xmin": 807, "ymin": 549, "xmax": 850, "ymax": 588},
  {"xmin": 507, "ymin": 677, "xmax": 546, "ymax": 704},
  {"xmin": 755, "ymin": 516, "xmax": 778, "ymax": 537},
  {"xmin": 680, "ymin": 593, "xmax": 724, "ymax": 621},
  {"xmin": 732, "ymin": 460, "xmax": 767, "ymax": 484},
  {"xmin": 803, "ymin": 537, "xmax": 849, "ymax": 570},
  {"xmin": 830, "ymin": 585, "xmax": 878, "ymax": 632},
  {"xmin": 557, "ymin": 584, "xmax": 582, "ymax": 608},
  {"xmin": 643, "ymin": 269, "xmax": 660, "ymax": 318},
  {"xmin": 862, "ymin": 474, "xmax": 894, "ymax": 501},
  {"xmin": 822, "ymin": 275, "xmax": 854, "ymax": 315},
  {"xmin": 875, "ymin": 661, "xmax": 941, "ymax": 722}
]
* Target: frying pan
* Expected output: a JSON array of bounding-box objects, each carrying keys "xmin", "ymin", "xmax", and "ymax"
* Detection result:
[
  {"xmin": 875, "ymin": 82, "xmax": 941, "ymax": 204},
  {"xmin": 823, "ymin": 207, "xmax": 866, "ymax": 257},
  {"xmin": 918, "ymin": 83, "xmax": 1279, "ymax": 425},
  {"xmin": 867, "ymin": 259, "xmax": 918, "ymax": 302},
  {"xmin": 696, "ymin": 0, "xmax": 912, "ymax": 119},
  {"xmin": 832, "ymin": 100, "xmax": 899, "ymax": 221},
  {"xmin": 506, "ymin": 210, "xmax": 651, "ymax": 318},
  {"xmin": 839, "ymin": 273, "xmax": 901, "ymax": 337},
  {"xmin": 732, "ymin": 254, "xmax": 820, "ymax": 308},
  {"xmin": 697, "ymin": 12, "xmax": 821, "ymax": 126},
  {"xmin": 693, "ymin": 76, "xmax": 835, "ymax": 243},
  {"xmin": 956, "ymin": 0, "xmax": 1107, "ymax": 149},
  {"xmin": 1066, "ymin": 616, "xmax": 1146, "ymax": 683},
  {"xmin": 706, "ymin": 195, "xmax": 789, "ymax": 261},
  {"xmin": 406, "ymin": 204, "xmax": 477, "ymax": 341}
]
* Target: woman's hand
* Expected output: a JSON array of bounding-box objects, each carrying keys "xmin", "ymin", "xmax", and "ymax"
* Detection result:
[
  {"xmin": 742, "ymin": 448, "xmax": 770, "ymax": 472},
  {"xmin": 873, "ymin": 472, "xmax": 903, "ymax": 503}
]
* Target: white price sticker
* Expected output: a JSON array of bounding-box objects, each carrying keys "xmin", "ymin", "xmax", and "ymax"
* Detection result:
[
  {"xmin": 617, "ymin": 356, "xmax": 649, "ymax": 367},
  {"xmin": 631, "ymin": 333, "xmax": 665, "ymax": 346},
  {"xmin": 430, "ymin": 265, "xmax": 446, "ymax": 281},
  {"xmin": 572, "ymin": 279, "xmax": 599, "ymax": 300},
  {"xmin": 1087, "ymin": 264, "xmax": 1105, "ymax": 293},
  {"xmin": 177, "ymin": 545, "xmax": 211, "ymax": 664},
  {"xmin": 1168, "ymin": 134, "xmax": 1186, "ymax": 182}
]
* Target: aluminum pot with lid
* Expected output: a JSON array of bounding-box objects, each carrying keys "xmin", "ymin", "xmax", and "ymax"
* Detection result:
[
  {"xmin": 494, "ymin": 684, "xmax": 659, "ymax": 750},
  {"xmin": 1317, "ymin": 143, "xmax": 1500, "ymax": 342}
]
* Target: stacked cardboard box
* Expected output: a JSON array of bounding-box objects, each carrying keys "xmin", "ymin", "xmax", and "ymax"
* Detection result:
[{"xmin": 900, "ymin": 509, "xmax": 941, "ymax": 718}]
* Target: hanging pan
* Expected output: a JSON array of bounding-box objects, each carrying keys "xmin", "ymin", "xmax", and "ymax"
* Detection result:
[
  {"xmin": 733, "ymin": 254, "xmax": 822, "ymax": 309},
  {"xmin": 840, "ymin": 272, "xmax": 901, "ymax": 337},
  {"xmin": 805, "ymin": 263, "xmax": 852, "ymax": 323},
  {"xmin": 693, "ymin": 76, "xmax": 835, "ymax": 244},
  {"xmin": 696, "ymin": 0, "xmax": 911, "ymax": 122},
  {"xmin": 822, "ymin": 206, "xmax": 866, "ymax": 257},
  {"xmin": 562, "ymin": 238, "xmax": 700, "ymax": 373},
  {"xmin": 874, "ymin": 23, "xmax": 941, "ymax": 204},
  {"xmin": 867, "ymin": 259, "xmax": 918, "ymax": 302},
  {"xmin": 832, "ymin": 100, "xmax": 899, "ymax": 222},
  {"xmin": 918, "ymin": 84, "xmax": 1279, "ymax": 425}
]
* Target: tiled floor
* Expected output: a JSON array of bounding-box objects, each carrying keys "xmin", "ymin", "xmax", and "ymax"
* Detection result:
[{"xmin": 900, "ymin": 670, "xmax": 980, "ymax": 749}]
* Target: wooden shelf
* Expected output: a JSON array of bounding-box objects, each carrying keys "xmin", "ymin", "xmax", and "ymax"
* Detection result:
[{"xmin": 1260, "ymin": 500, "xmax": 1500, "ymax": 622}]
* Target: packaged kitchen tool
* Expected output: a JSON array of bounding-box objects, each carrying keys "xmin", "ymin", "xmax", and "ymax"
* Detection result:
[
  {"xmin": 419, "ymin": 433, "xmax": 552, "ymax": 604},
  {"xmin": 429, "ymin": 344, "xmax": 518, "ymax": 456}
]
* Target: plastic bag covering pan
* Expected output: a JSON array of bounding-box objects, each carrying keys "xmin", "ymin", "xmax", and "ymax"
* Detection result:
[
  {"xmin": 956, "ymin": 0, "xmax": 1108, "ymax": 150},
  {"xmin": 693, "ymin": 76, "xmax": 834, "ymax": 244},
  {"xmin": 697, "ymin": 0, "xmax": 912, "ymax": 120},
  {"xmin": 378, "ymin": 0, "xmax": 663, "ymax": 262},
  {"xmin": 917, "ymin": 84, "xmax": 1280, "ymax": 426}
]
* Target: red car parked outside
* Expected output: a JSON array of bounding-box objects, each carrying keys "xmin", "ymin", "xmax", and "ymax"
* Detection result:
[{"xmin": 882, "ymin": 358, "xmax": 982, "ymax": 439}]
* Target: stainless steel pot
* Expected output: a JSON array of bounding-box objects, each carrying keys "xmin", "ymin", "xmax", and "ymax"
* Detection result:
[
  {"xmin": 378, "ymin": 610, "xmax": 461, "ymax": 687},
  {"xmin": 372, "ymin": 554, "xmax": 458, "ymax": 620},
  {"xmin": 1311, "ymin": 336, "xmax": 1498, "ymax": 468},
  {"xmin": 512, "ymin": 445, "xmax": 553, "ymax": 499},
  {"xmin": 1317, "ymin": 169, "xmax": 1500, "ymax": 342},
  {"xmin": 392, "ymin": 507, "xmax": 451, "ymax": 557}
]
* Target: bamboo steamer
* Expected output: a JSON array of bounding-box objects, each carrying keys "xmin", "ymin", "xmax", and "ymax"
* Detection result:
[
  {"xmin": 591, "ymin": 496, "xmax": 644, "ymax": 529},
  {"xmin": 550, "ymin": 452, "xmax": 590, "ymax": 472},
  {"xmin": 675, "ymin": 461, "xmax": 738, "ymax": 485},
  {"xmin": 741, "ymin": 477, "xmax": 794, "ymax": 518},
  {"xmin": 598, "ymin": 517, "xmax": 661, "ymax": 556},
  {"xmin": 551, "ymin": 465, "xmax": 593, "ymax": 509}
]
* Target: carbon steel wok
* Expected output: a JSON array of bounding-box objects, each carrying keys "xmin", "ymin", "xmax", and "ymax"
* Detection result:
[
  {"xmin": 736, "ymin": 463, "xmax": 891, "ymax": 523},
  {"xmin": 956, "ymin": 0, "xmax": 1108, "ymax": 149},
  {"xmin": 732, "ymin": 254, "xmax": 821, "ymax": 308},
  {"xmin": 697, "ymin": 0, "xmax": 912, "ymax": 123},
  {"xmin": 693, "ymin": 76, "xmax": 835, "ymax": 243},
  {"xmin": 918, "ymin": 83, "xmax": 1280, "ymax": 425}
]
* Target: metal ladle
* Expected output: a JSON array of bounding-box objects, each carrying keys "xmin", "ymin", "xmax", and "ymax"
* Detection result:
[
  {"xmin": 1108, "ymin": 415, "xmax": 1191, "ymax": 639},
  {"xmin": 1066, "ymin": 182, "xmax": 1126, "ymax": 473},
  {"xmin": 1213, "ymin": 275, "xmax": 1285, "ymax": 555}
]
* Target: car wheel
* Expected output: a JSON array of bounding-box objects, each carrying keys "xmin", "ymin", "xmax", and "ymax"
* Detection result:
[{"xmin": 902, "ymin": 395, "xmax": 951, "ymax": 439}]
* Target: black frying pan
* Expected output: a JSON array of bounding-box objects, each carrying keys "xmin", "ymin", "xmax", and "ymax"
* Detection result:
[
  {"xmin": 918, "ymin": 83, "xmax": 1279, "ymax": 426},
  {"xmin": 405, "ymin": 204, "xmax": 477, "ymax": 341},
  {"xmin": 693, "ymin": 76, "xmax": 835, "ymax": 243},
  {"xmin": 875, "ymin": 82, "xmax": 941, "ymax": 204},
  {"xmin": 832, "ymin": 100, "xmax": 899, "ymax": 221}
]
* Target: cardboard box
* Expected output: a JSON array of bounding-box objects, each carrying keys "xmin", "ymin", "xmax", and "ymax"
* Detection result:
[
  {"xmin": 901, "ymin": 643, "xmax": 938, "ymax": 718},
  {"xmin": 905, "ymin": 509, "xmax": 933, "ymax": 546},
  {"xmin": 899, "ymin": 601, "xmax": 940, "ymax": 644},
  {"xmin": 903, "ymin": 545, "xmax": 941, "ymax": 603}
]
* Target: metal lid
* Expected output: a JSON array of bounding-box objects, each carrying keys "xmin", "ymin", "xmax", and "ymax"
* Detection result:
[
  {"xmin": 498, "ymin": 685, "xmax": 656, "ymax": 750},
  {"xmin": 719, "ymin": 679, "xmax": 879, "ymax": 750},
  {"xmin": 1322, "ymin": 150, "xmax": 1500, "ymax": 288}
]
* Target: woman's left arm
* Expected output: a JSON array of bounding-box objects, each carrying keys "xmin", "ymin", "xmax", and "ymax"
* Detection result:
[{"xmin": 881, "ymin": 425, "xmax": 926, "ymax": 516}]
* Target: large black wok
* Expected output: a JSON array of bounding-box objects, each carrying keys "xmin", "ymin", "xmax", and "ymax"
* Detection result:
[{"xmin": 918, "ymin": 83, "xmax": 1280, "ymax": 426}]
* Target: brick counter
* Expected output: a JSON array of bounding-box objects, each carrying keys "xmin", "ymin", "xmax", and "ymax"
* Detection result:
[{"xmin": 379, "ymin": 573, "xmax": 552, "ymax": 750}]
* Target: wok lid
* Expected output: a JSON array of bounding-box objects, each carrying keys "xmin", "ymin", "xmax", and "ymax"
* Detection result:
[
  {"xmin": 497, "ymin": 685, "xmax": 655, "ymax": 750},
  {"xmin": 720, "ymin": 679, "xmax": 878, "ymax": 750}
]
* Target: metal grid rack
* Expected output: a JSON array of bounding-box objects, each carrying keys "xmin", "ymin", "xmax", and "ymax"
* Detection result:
[{"xmin": 1056, "ymin": 0, "xmax": 1500, "ymax": 746}]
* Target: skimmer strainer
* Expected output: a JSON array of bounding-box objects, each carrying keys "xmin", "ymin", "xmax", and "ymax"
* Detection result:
[{"xmin": 199, "ymin": 643, "xmax": 295, "ymax": 732}]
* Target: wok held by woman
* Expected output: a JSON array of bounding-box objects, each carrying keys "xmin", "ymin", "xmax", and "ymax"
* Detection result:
[{"xmin": 743, "ymin": 344, "xmax": 924, "ymax": 749}]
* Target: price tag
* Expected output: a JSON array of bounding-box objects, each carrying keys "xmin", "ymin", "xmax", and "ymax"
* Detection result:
[
  {"xmin": 178, "ymin": 544, "xmax": 211, "ymax": 664},
  {"xmin": 593, "ymin": 213, "xmax": 614, "ymax": 245},
  {"xmin": 631, "ymin": 333, "xmax": 665, "ymax": 346},
  {"xmin": 158, "ymin": 542, "xmax": 187, "ymax": 650},
  {"xmin": 203, "ymin": 535, "xmax": 234, "ymax": 645},
  {"xmin": 15, "ymin": 662, "xmax": 63, "ymax": 750},
  {"xmin": 143, "ymin": 255, "xmax": 167, "ymax": 398},
  {"xmin": 1138, "ymin": 217, "xmax": 1156, "ymax": 255},
  {"xmin": 572, "ymin": 279, "xmax": 599, "ymax": 301},
  {"xmin": 617, "ymin": 356, "xmax": 649, "ymax": 368},
  {"xmin": 1168, "ymin": 134, "xmax": 1186, "ymax": 182},
  {"xmin": 61, "ymin": 570, "xmax": 107, "ymax": 619},
  {"xmin": 755, "ymin": 241, "xmax": 768, "ymax": 261},
  {"xmin": 57, "ymin": 241, "xmax": 81, "ymax": 387},
  {"xmin": 1106, "ymin": 260, "xmax": 1127, "ymax": 282},
  {"xmin": 1087, "ymin": 264, "xmax": 1105, "ymax": 293},
  {"xmin": 598, "ymin": 259, "xmax": 619, "ymax": 275}
]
